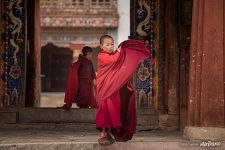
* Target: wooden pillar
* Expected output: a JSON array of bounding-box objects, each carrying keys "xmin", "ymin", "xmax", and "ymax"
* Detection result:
[
  {"xmin": 187, "ymin": 0, "xmax": 225, "ymax": 127},
  {"xmin": 165, "ymin": 0, "xmax": 179, "ymax": 115},
  {"xmin": 26, "ymin": 0, "xmax": 41, "ymax": 107}
]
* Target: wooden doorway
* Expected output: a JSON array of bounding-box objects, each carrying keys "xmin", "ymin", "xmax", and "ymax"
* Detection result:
[{"xmin": 41, "ymin": 43, "xmax": 72, "ymax": 92}]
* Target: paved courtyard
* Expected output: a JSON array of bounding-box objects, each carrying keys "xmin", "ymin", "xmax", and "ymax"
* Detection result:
[{"xmin": 0, "ymin": 125, "xmax": 224, "ymax": 150}]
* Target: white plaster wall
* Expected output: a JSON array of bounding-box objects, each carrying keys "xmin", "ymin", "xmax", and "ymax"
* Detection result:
[{"xmin": 117, "ymin": 0, "xmax": 130, "ymax": 45}]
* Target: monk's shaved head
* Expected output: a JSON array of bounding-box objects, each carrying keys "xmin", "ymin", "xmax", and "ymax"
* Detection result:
[
  {"xmin": 82, "ymin": 46, "xmax": 92, "ymax": 56},
  {"xmin": 100, "ymin": 35, "xmax": 113, "ymax": 44}
]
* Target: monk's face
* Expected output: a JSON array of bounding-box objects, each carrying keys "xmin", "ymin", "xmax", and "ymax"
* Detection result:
[
  {"xmin": 86, "ymin": 52, "xmax": 93, "ymax": 60},
  {"xmin": 100, "ymin": 38, "xmax": 114, "ymax": 53}
]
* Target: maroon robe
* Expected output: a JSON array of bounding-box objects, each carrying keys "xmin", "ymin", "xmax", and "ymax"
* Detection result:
[
  {"xmin": 95, "ymin": 39, "xmax": 151, "ymax": 141},
  {"xmin": 64, "ymin": 63, "xmax": 80, "ymax": 109},
  {"xmin": 64, "ymin": 55, "xmax": 97, "ymax": 109}
]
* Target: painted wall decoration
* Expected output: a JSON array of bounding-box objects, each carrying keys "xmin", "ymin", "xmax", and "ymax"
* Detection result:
[
  {"xmin": 0, "ymin": 0, "xmax": 6, "ymax": 107},
  {"xmin": 135, "ymin": 0, "xmax": 163, "ymax": 109},
  {"xmin": 0, "ymin": 0, "xmax": 25, "ymax": 107}
]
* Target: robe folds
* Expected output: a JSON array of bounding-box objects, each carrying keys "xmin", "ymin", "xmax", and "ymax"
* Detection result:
[
  {"xmin": 64, "ymin": 55, "xmax": 97, "ymax": 109},
  {"xmin": 95, "ymin": 39, "xmax": 151, "ymax": 141}
]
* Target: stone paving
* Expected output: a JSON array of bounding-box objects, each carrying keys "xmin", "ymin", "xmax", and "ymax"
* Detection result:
[
  {"xmin": 1, "ymin": 93, "xmax": 224, "ymax": 149},
  {"xmin": 0, "ymin": 126, "xmax": 224, "ymax": 150}
]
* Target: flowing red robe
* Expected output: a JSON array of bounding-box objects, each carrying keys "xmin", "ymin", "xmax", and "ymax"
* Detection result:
[
  {"xmin": 64, "ymin": 56, "xmax": 97, "ymax": 109},
  {"xmin": 95, "ymin": 39, "xmax": 151, "ymax": 141}
]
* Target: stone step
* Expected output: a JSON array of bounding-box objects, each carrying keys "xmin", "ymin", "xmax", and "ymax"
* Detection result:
[
  {"xmin": 137, "ymin": 108, "xmax": 157, "ymax": 115},
  {"xmin": 0, "ymin": 108, "xmax": 97, "ymax": 123},
  {"xmin": 137, "ymin": 115, "xmax": 158, "ymax": 131},
  {"xmin": 0, "ymin": 122, "xmax": 157, "ymax": 133},
  {"xmin": 0, "ymin": 112, "xmax": 18, "ymax": 124},
  {"xmin": 0, "ymin": 108, "xmax": 158, "ymax": 129},
  {"xmin": 0, "ymin": 123, "xmax": 96, "ymax": 131},
  {"xmin": 1, "ymin": 141, "xmax": 224, "ymax": 150},
  {"xmin": 0, "ymin": 127, "xmax": 223, "ymax": 150}
]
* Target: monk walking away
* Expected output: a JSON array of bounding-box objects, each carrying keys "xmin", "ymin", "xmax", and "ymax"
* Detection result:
[
  {"xmin": 62, "ymin": 46, "xmax": 98, "ymax": 109},
  {"xmin": 96, "ymin": 35, "xmax": 154, "ymax": 145}
]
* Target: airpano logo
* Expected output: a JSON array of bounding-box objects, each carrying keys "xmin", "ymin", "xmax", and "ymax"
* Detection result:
[
  {"xmin": 200, "ymin": 141, "xmax": 221, "ymax": 147},
  {"xmin": 181, "ymin": 141, "xmax": 222, "ymax": 148}
]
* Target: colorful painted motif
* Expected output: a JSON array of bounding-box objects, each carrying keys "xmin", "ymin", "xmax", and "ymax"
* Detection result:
[
  {"xmin": 0, "ymin": 0, "xmax": 25, "ymax": 107},
  {"xmin": 135, "ymin": 0, "xmax": 163, "ymax": 109}
]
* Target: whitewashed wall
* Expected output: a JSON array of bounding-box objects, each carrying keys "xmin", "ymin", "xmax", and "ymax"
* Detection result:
[{"xmin": 117, "ymin": 0, "xmax": 130, "ymax": 45}]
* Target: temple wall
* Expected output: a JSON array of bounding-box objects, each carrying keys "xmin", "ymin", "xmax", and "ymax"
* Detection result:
[{"xmin": 117, "ymin": 0, "xmax": 130, "ymax": 44}]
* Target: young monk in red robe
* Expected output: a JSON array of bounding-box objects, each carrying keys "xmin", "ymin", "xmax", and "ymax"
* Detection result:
[
  {"xmin": 62, "ymin": 46, "xmax": 98, "ymax": 109},
  {"xmin": 96, "ymin": 35, "xmax": 153, "ymax": 145}
]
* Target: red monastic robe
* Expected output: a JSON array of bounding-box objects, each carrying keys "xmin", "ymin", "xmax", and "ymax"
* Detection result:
[
  {"xmin": 95, "ymin": 39, "xmax": 151, "ymax": 141},
  {"xmin": 64, "ymin": 56, "xmax": 97, "ymax": 109}
]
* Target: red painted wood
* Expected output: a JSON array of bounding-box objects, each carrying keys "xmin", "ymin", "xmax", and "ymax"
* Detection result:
[{"xmin": 188, "ymin": 0, "xmax": 225, "ymax": 127}]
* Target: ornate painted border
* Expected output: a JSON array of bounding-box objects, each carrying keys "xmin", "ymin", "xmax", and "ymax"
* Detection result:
[
  {"xmin": 0, "ymin": 0, "xmax": 26, "ymax": 107},
  {"xmin": 0, "ymin": 0, "xmax": 7, "ymax": 107},
  {"xmin": 135, "ymin": 0, "xmax": 162, "ymax": 109}
]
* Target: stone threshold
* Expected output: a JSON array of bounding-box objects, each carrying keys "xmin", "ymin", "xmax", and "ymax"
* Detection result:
[
  {"xmin": 1, "ymin": 140, "xmax": 225, "ymax": 150},
  {"xmin": 0, "ymin": 108, "xmax": 158, "ymax": 130}
]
